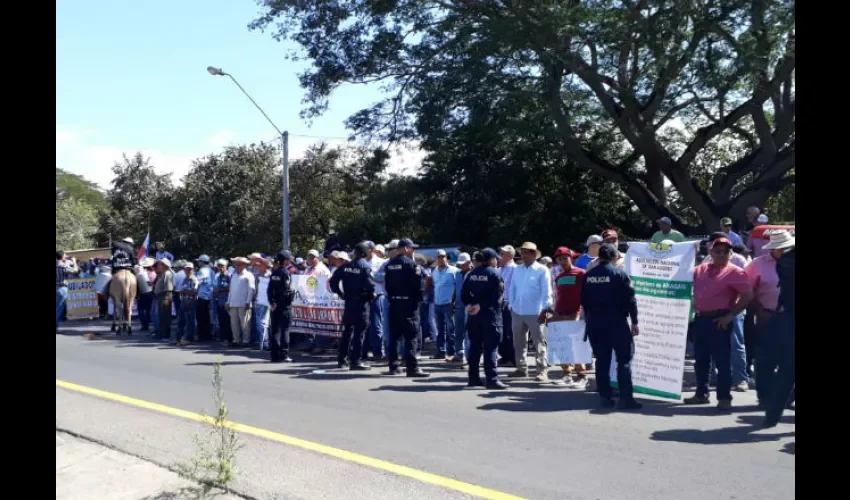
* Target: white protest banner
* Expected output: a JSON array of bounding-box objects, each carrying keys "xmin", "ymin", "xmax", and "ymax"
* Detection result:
[
  {"xmin": 547, "ymin": 320, "xmax": 593, "ymax": 365},
  {"xmin": 610, "ymin": 241, "xmax": 695, "ymax": 400},
  {"xmin": 289, "ymin": 275, "xmax": 345, "ymax": 338}
]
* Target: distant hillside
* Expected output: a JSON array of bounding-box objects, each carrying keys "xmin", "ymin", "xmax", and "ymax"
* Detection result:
[{"xmin": 56, "ymin": 167, "xmax": 107, "ymax": 210}]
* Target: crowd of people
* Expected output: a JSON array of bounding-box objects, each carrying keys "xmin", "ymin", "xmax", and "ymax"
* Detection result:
[{"xmin": 55, "ymin": 206, "xmax": 794, "ymax": 426}]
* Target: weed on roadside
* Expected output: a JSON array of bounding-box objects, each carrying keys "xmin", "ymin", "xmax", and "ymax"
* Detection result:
[{"xmin": 175, "ymin": 357, "xmax": 243, "ymax": 498}]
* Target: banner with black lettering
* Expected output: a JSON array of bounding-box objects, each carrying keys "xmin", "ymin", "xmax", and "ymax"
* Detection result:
[{"xmin": 289, "ymin": 275, "xmax": 344, "ymax": 338}]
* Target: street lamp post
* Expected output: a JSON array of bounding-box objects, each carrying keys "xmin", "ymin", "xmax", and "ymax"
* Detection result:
[{"xmin": 207, "ymin": 66, "xmax": 290, "ymax": 250}]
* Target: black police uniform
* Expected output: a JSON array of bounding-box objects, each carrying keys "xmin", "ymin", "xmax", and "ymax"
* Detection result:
[
  {"xmin": 110, "ymin": 241, "xmax": 138, "ymax": 273},
  {"xmin": 267, "ymin": 262, "xmax": 295, "ymax": 363},
  {"xmin": 329, "ymin": 256, "xmax": 375, "ymax": 368},
  {"xmin": 461, "ymin": 254, "xmax": 505, "ymax": 387},
  {"xmin": 384, "ymin": 248, "xmax": 427, "ymax": 376},
  {"xmin": 580, "ymin": 246, "xmax": 640, "ymax": 408}
]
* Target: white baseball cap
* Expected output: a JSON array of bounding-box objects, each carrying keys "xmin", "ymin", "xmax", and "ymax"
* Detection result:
[
  {"xmin": 374, "ymin": 244, "xmax": 386, "ymax": 254},
  {"xmin": 757, "ymin": 214, "xmax": 769, "ymax": 224},
  {"xmin": 307, "ymin": 249, "xmax": 320, "ymax": 258},
  {"xmin": 586, "ymin": 235, "xmax": 603, "ymax": 246},
  {"xmin": 498, "ymin": 245, "xmax": 516, "ymax": 256},
  {"xmin": 337, "ymin": 251, "xmax": 351, "ymax": 261},
  {"xmin": 386, "ymin": 239, "xmax": 400, "ymax": 250},
  {"xmin": 455, "ymin": 252, "xmax": 471, "ymax": 265}
]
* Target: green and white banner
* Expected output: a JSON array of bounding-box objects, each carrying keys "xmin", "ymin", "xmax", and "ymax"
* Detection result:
[{"xmin": 611, "ymin": 241, "xmax": 696, "ymax": 400}]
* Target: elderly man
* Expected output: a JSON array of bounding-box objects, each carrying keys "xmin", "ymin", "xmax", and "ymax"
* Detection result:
[
  {"xmin": 508, "ymin": 242, "xmax": 554, "ymax": 382},
  {"xmin": 195, "ymin": 255, "xmax": 215, "ymax": 341},
  {"xmin": 498, "ymin": 245, "xmax": 518, "ymax": 366},
  {"xmin": 228, "ymin": 257, "xmax": 255, "ymax": 348},
  {"xmin": 685, "ymin": 237, "xmax": 753, "ymax": 410},
  {"xmin": 746, "ymin": 230, "xmax": 795, "ymax": 408},
  {"xmin": 450, "ymin": 252, "xmax": 473, "ymax": 364},
  {"xmin": 651, "ymin": 217, "xmax": 685, "ymax": 244},
  {"xmin": 763, "ymin": 231, "xmax": 795, "ymax": 428},
  {"xmin": 153, "ymin": 259, "xmax": 175, "ymax": 340}
]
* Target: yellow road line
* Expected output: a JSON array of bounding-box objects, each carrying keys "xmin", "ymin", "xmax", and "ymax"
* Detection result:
[{"xmin": 56, "ymin": 379, "xmax": 527, "ymax": 500}]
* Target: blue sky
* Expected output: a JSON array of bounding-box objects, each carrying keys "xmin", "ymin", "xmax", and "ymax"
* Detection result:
[{"xmin": 56, "ymin": 0, "xmax": 423, "ymax": 189}]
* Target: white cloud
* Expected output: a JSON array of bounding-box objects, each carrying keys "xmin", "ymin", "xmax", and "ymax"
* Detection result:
[
  {"xmin": 56, "ymin": 126, "xmax": 427, "ymax": 191},
  {"xmin": 56, "ymin": 126, "xmax": 198, "ymax": 190}
]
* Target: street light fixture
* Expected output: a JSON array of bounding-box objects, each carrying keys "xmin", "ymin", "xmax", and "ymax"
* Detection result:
[{"xmin": 206, "ymin": 65, "xmax": 291, "ymax": 250}]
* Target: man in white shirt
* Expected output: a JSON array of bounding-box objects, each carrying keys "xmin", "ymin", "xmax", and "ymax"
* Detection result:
[
  {"xmin": 227, "ymin": 257, "xmax": 256, "ymax": 347},
  {"xmin": 508, "ymin": 242, "xmax": 554, "ymax": 381},
  {"xmin": 362, "ymin": 241, "xmax": 388, "ymax": 359},
  {"xmin": 305, "ymin": 249, "xmax": 331, "ymax": 277}
]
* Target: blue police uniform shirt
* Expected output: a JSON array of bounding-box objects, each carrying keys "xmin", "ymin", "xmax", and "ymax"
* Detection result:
[
  {"xmin": 461, "ymin": 266, "xmax": 504, "ymax": 317},
  {"xmin": 329, "ymin": 258, "xmax": 376, "ymax": 322},
  {"xmin": 267, "ymin": 267, "xmax": 293, "ymax": 310},
  {"xmin": 385, "ymin": 255, "xmax": 424, "ymax": 303},
  {"xmin": 580, "ymin": 262, "xmax": 638, "ymax": 325}
]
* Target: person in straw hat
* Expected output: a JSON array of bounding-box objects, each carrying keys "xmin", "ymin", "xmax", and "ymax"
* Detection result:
[
  {"xmin": 507, "ymin": 241, "xmax": 554, "ymax": 382},
  {"xmin": 745, "ymin": 229, "xmax": 795, "ymax": 424},
  {"xmin": 153, "ymin": 258, "xmax": 175, "ymax": 340}
]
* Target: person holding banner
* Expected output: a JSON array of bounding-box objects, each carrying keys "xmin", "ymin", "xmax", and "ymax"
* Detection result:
[
  {"xmin": 329, "ymin": 244, "xmax": 376, "ymax": 371},
  {"xmin": 461, "ymin": 248, "xmax": 508, "ymax": 389},
  {"xmin": 548, "ymin": 246, "xmax": 588, "ymax": 388},
  {"xmin": 581, "ymin": 244, "xmax": 641, "ymax": 410}
]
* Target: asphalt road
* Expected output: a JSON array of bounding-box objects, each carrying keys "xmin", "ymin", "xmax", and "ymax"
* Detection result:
[{"xmin": 56, "ymin": 321, "xmax": 795, "ymax": 500}]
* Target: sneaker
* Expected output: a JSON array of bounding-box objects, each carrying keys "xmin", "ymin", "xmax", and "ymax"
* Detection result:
[
  {"xmin": 350, "ymin": 363, "xmax": 372, "ymax": 371},
  {"xmin": 684, "ymin": 395, "xmax": 711, "ymax": 405},
  {"xmin": 733, "ymin": 382, "xmax": 749, "ymax": 392},
  {"xmin": 507, "ymin": 369, "xmax": 528, "ymax": 378},
  {"xmin": 573, "ymin": 377, "xmax": 588, "ymax": 389},
  {"xmin": 385, "ymin": 367, "xmax": 403, "ymax": 376},
  {"xmin": 486, "ymin": 380, "xmax": 508, "ymax": 390},
  {"xmin": 553, "ymin": 377, "xmax": 575, "ymax": 387},
  {"xmin": 534, "ymin": 372, "xmax": 549, "ymax": 382},
  {"xmin": 717, "ymin": 399, "xmax": 732, "ymax": 410}
]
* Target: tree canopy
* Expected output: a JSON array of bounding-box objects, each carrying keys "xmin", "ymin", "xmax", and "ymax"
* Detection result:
[{"xmin": 250, "ymin": 0, "xmax": 795, "ymax": 231}]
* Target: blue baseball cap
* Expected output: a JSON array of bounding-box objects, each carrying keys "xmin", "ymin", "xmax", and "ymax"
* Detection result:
[{"xmin": 397, "ymin": 238, "xmax": 419, "ymax": 249}]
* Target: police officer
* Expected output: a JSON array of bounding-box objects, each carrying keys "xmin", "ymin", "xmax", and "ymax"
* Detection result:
[
  {"xmin": 267, "ymin": 251, "xmax": 296, "ymax": 363},
  {"xmin": 461, "ymin": 248, "xmax": 508, "ymax": 389},
  {"xmin": 384, "ymin": 238, "xmax": 430, "ymax": 378},
  {"xmin": 329, "ymin": 243, "xmax": 375, "ymax": 371},
  {"xmin": 580, "ymin": 243, "xmax": 642, "ymax": 410}
]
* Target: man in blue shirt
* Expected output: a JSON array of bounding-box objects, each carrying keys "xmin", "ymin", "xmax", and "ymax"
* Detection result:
[
  {"xmin": 431, "ymin": 249, "xmax": 459, "ymax": 359},
  {"xmin": 195, "ymin": 255, "xmax": 215, "ymax": 341},
  {"xmin": 451, "ymin": 253, "xmax": 472, "ymax": 364},
  {"xmin": 720, "ymin": 217, "xmax": 744, "ymax": 246}
]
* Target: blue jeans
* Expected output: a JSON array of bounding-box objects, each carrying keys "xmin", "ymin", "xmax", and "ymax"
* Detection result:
[
  {"xmin": 454, "ymin": 306, "xmax": 470, "ymax": 359},
  {"xmin": 177, "ymin": 301, "xmax": 197, "ymax": 341},
  {"xmin": 364, "ymin": 295, "xmax": 387, "ymax": 358},
  {"xmin": 710, "ymin": 312, "xmax": 749, "ymax": 385},
  {"xmin": 56, "ymin": 286, "xmax": 69, "ymax": 330},
  {"xmin": 419, "ymin": 302, "xmax": 436, "ymax": 342},
  {"xmin": 151, "ymin": 295, "xmax": 160, "ymax": 334},
  {"xmin": 210, "ymin": 299, "xmax": 218, "ymax": 336},
  {"xmin": 254, "ymin": 304, "xmax": 270, "ymax": 348},
  {"xmin": 434, "ymin": 303, "xmax": 456, "ymax": 355}
]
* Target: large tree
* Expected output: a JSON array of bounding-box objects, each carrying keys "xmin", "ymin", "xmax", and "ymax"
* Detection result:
[
  {"xmin": 101, "ymin": 152, "xmax": 174, "ymax": 243},
  {"xmin": 251, "ymin": 0, "xmax": 794, "ymax": 231}
]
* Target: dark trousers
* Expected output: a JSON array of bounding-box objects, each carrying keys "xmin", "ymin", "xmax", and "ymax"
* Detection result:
[
  {"xmin": 467, "ymin": 311, "xmax": 502, "ymax": 383},
  {"xmin": 763, "ymin": 311, "xmax": 795, "ymax": 424},
  {"xmin": 217, "ymin": 304, "xmax": 232, "ymax": 342},
  {"xmin": 693, "ymin": 315, "xmax": 733, "ymax": 401},
  {"xmin": 339, "ymin": 305, "xmax": 370, "ymax": 365},
  {"xmin": 588, "ymin": 321, "xmax": 635, "ymax": 401},
  {"xmin": 269, "ymin": 310, "xmax": 292, "ymax": 362},
  {"xmin": 744, "ymin": 309, "xmax": 758, "ymax": 370},
  {"xmin": 498, "ymin": 303, "xmax": 515, "ymax": 362},
  {"xmin": 157, "ymin": 294, "xmax": 172, "ymax": 339},
  {"xmin": 98, "ymin": 295, "xmax": 108, "ymax": 318},
  {"xmin": 196, "ymin": 299, "xmax": 212, "ymax": 341},
  {"xmin": 388, "ymin": 300, "xmax": 421, "ymax": 371},
  {"xmin": 138, "ymin": 292, "xmax": 153, "ymax": 329}
]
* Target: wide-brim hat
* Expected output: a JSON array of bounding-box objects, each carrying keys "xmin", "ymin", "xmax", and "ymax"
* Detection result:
[
  {"xmin": 762, "ymin": 230, "xmax": 795, "ymax": 250},
  {"xmin": 232, "ymin": 256, "xmax": 251, "ymax": 265},
  {"xmin": 157, "ymin": 258, "xmax": 172, "ymax": 269},
  {"xmin": 518, "ymin": 241, "xmax": 542, "ymax": 259},
  {"xmin": 140, "ymin": 257, "xmax": 156, "ymax": 268}
]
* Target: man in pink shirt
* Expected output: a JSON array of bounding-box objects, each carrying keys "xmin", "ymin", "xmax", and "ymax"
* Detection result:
[
  {"xmin": 685, "ymin": 237, "xmax": 754, "ymax": 410},
  {"xmin": 745, "ymin": 229, "xmax": 794, "ymax": 405}
]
